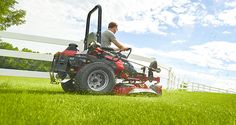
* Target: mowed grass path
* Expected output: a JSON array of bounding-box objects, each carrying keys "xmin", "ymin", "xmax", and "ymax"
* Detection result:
[{"xmin": 0, "ymin": 76, "xmax": 235, "ymax": 125}]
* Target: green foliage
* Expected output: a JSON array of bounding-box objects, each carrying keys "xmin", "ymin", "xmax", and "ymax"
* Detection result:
[
  {"xmin": 0, "ymin": 76, "xmax": 235, "ymax": 125},
  {"xmin": 180, "ymin": 82, "xmax": 188, "ymax": 89},
  {"xmin": 0, "ymin": 40, "xmax": 18, "ymax": 50},
  {"xmin": 0, "ymin": 41, "xmax": 51, "ymax": 71},
  {"xmin": 0, "ymin": 0, "xmax": 26, "ymax": 30},
  {"xmin": 21, "ymin": 48, "xmax": 33, "ymax": 52},
  {"xmin": 0, "ymin": 56, "xmax": 51, "ymax": 71}
]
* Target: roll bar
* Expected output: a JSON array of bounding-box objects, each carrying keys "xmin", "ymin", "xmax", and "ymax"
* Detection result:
[{"xmin": 83, "ymin": 5, "xmax": 102, "ymax": 50}]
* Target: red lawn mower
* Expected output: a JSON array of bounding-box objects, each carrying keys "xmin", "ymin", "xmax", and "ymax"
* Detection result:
[{"xmin": 50, "ymin": 5, "xmax": 162, "ymax": 95}]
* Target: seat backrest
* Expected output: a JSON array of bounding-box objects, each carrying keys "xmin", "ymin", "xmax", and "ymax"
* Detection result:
[{"xmin": 86, "ymin": 32, "xmax": 97, "ymax": 48}]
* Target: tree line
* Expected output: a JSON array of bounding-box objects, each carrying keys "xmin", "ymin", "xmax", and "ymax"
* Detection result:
[{"xmin": 0, "ymin": 41, "xmax": 51, "ymax": 72}]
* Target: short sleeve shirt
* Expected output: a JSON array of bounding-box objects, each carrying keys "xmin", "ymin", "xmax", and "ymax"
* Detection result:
[{"xmin": 101, "ymin": 30, "xmax": 116, "ymax": 47}]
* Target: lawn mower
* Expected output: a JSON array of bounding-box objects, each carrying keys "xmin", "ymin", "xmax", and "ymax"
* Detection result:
[{"xmin": 49, "ymin": 5, "xmax": 162, "ymax": 95}]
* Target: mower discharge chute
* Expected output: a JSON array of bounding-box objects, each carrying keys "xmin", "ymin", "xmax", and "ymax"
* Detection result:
[{"xmin": 49, "ymin": 5, "xmax": 162, "ymax": 95}]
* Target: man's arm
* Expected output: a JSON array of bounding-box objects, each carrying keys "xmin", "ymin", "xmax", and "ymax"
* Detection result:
[{"xmin": 111, "ymin": 39, "xmax": 129, "ymax": 51}]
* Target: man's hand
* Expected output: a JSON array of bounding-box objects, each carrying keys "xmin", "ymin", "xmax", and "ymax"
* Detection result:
[
  {"xmin": 112, "ymin": 40, "xmax": 129, "ymax": 51},
  {"xmin": 120, "ymin": 47, "xmax": 130, "ymax": 51}
]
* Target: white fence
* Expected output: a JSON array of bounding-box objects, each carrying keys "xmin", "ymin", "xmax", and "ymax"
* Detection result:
[
  {"xmin": 178, "ymin": 82, "xmax": 236, "ymax": 94},
  {"xmin": 0, "ymin": 31, "xmax": 235, "ymax": 94}
]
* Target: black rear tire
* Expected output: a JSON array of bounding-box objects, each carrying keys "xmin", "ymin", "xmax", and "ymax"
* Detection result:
[
  {"xmin": 74, "ymin": 62, "xmax": 115, "ymax": 93},
  {"xmin": 61, "ymin": 80, "xmax": 76, "ymax": 92}
]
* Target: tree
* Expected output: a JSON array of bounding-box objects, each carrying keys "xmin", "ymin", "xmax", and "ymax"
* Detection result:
[
  {"xmin": 0, "ymin": 41, "xmax": 51, "ymax": 72},
  {"xmin": 21, "ymin": 48, "xmax": 33, "ymax": 52},
  {"xmin": 0, "ymin": 40, "xmax": 18, "ymax": 50},
  {"xmin": 180, "ymin": 82, "xmax": 188, "ymax": 91},
  {"xmin": 0, "ymin": 0, "xmax": 26, "ymax": 30}
]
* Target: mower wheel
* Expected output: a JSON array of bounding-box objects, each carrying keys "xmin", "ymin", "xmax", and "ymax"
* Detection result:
[
  {"xmin": 150, "ymin": 85, "xmax": 162, "ymax": 95},
  {"xmin": 61, "ymin": 80, "xmax": 76, "ymax": 92},
  {"xmin": 75, "ymin": 62, "xmax": 115, "ymax": 93}
]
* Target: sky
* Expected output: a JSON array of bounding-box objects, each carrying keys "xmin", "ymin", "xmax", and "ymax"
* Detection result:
[{"xmin": 4, "ymin": 0, "xmax": 236, "ymax": 90}]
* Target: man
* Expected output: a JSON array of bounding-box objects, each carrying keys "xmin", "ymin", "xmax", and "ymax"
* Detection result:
[{"xmin": 101, "ymin": 22, "xmax": 129, "ymax": 51}]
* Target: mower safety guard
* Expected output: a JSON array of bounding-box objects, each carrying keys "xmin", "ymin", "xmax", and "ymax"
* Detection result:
[{"xmin": 84, "ymin": 5, "xmax": 102, "ymax": 50}]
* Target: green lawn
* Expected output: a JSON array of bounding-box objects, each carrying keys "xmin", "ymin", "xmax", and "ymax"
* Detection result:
[{"xmin": 0, "ymin": 76, "xmax": 235, "ymax": 125}]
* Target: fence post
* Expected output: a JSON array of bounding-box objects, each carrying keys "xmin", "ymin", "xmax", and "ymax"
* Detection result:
[
  {"xmin": 171, "ymin": 72, "xmax": 175, "ymax": 90},
  {"xmin": 167, "ymin": 67, "xmax": 172, "ymax": 90},
  {"xmin": 198, "ymin": 83, "xmax": 200, "ymax": 92},
  {"xmin": 192, "ymin": 82, "xmax": 194, "ymax": 92},
  {"xmin": 171, "ymin": 74, "xmax": 174, "ymax": 90},
  {"xmin": 177, "ymin": 78, "xmax": 180, "ymax": 90},
  {"xmin": 173, "ymin": 75, "xmax": 176, "ymax": 90}
]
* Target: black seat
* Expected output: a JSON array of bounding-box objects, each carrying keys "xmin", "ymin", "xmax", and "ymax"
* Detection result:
[{"xmin": 87, "ymin": 32, "xmax": 97, "ymax": 48}]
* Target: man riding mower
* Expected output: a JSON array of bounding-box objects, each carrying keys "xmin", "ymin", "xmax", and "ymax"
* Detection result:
[{"xmin": 49, "ymin": 5, "xmax": 162, "ymax": 95}]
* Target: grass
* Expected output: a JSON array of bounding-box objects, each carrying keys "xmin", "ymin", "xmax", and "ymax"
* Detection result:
[{"xmin": 0, "ymin": 76, "xmax": 235, "ymax": 125}]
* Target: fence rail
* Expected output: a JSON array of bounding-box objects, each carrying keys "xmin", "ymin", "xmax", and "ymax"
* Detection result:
[
  {"xmin": 0, "ymin": 31, "xmax": 77, "ymax": 46},
  {"xmin": 178, "ymin": 82, "xmax": 236, "ymax": 94},
  {"xmin": 0, "ymin": 49, "xmax": 52, "ymax": 61},
  {"xmin": 0, "ymin": 68, "xmax": 49, "ymax": 78},
  {"xmin": 188, "ymin": 82, "xmax": 236, "ymax": 94},
  {"xmin": 0, "ymin": 31, "xmax": 235, "ymax": 94}
]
